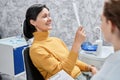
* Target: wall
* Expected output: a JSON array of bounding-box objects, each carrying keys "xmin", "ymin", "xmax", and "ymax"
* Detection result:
[{"xmin": 0, "ymin": 0, "xmax": 104, "ymax": 47}]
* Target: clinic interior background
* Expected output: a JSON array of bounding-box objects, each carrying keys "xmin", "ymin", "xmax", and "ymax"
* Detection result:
[{"xmin": 0, "ymin": 0, "xmax": 104, "ymax": 48}]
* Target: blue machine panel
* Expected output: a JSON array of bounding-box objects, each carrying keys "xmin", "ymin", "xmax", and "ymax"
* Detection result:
[{"xmin": 13, "ymin": 45, "xmax": 28, "ymax": 75}]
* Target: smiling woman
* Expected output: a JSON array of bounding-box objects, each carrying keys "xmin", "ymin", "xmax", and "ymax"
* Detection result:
[
  {"xmin": 23, "ymin": 3, "xmax": 97, "ymax": 80},
  {"xmin": 23, "ymin": 4, "xmax": 51, "ymax": 39}
]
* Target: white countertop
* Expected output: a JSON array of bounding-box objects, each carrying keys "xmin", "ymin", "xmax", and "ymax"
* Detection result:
[
  {"xmin": 80, "ymin": 46, "xmax": 114, "ymax": 60},
  {"xmin": 0, "ymin": 36, "xmax": 27, "ymax": 48},
  {"xmin": 79, "ymin": 46, "xmax": 114, "ymax": 69}
]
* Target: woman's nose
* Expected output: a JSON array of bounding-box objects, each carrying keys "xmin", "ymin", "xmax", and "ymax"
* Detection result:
[{"xmin": 47, "ymin": 17, "xmax": 52, "ymax": 22}]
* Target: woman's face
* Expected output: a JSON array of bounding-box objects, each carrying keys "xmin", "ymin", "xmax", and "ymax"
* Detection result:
[
  {"xmin": 31, "ymin": 8, "xmax": 52, "ymax": 31},
  {"xmin": 101, "ymin": 14, "xmax": 112, "ymax": 42}
]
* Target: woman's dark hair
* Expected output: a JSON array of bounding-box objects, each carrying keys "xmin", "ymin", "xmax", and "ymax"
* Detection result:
[
  {"xmin": 23, "ymin": 4, "xmax": 49, "ymax": 40},
  {"xmin": 104, "ymin": 0, "xmax": 120, "ymax": 31}
]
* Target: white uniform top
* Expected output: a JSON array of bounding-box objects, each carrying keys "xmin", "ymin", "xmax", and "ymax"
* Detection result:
[{"xmin": 91, "ymin": 50, "xmax": 120, "ymax": 80}]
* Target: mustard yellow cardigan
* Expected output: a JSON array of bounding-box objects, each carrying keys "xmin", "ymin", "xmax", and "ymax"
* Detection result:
[{"xmin": 30, "ymin": 31, "xmax": 89, "ymax": 79}]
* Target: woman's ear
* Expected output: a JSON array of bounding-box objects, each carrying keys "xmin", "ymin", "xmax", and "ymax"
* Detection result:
[
  {"xmin": 30, "ymin": 19, "xmax": 36, "ymax": 26},
  {"xmin": 108, "ymin": 20, "xmax": 116, "ymax": 33}
]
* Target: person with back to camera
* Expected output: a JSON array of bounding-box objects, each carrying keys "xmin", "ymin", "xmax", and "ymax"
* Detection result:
[
  {"xmin": 90, "ymin": 0, "xmax": 120, "ymax": 80},
  {"xmin": 23, "ymin": 4, "xmax": 97, "ymax": 80}
]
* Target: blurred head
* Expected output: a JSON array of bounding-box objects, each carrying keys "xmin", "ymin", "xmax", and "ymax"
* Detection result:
[
  {"xmin": 23, "ymin": 4, "xmax": 52, "ymax": 39},
  {"xmin": 101, "ymin": 0, "xmax": 120, "ymax": 42}
]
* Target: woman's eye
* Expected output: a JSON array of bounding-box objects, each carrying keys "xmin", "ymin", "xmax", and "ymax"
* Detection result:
[{"xmin": 42, "ymin": 15, "xmax": 47, "ymax": 18}]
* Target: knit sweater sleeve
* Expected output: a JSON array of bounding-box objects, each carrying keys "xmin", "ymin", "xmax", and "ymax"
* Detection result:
[
  {"xmin": 58, "ymin": 38, "xmax": 89, "ymax": 71},
  {"xmin": 76, "ymin": 60, "xmax": 90, "ymax": 71},
  {"xmin": 30, "ymin": 47, "xmax": 78, "ymax": 76}
]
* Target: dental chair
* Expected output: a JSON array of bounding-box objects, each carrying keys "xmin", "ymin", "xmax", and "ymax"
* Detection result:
[{"xmin": 23, "ymin": 47, "xmax": 44, "ymax": 80}]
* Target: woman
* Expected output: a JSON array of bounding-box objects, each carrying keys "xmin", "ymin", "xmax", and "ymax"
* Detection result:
[
  {"xmin": 23, "ymin": 4, "xmax": 97, "ymax": 80},
  {"xmin": 91, "ymin": 0, "xmax": 120, "ymax": 80}
]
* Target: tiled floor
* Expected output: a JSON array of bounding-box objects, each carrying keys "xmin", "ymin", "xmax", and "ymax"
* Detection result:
[{"xmin": 0, "ymin": 72, "xmax": 26, "ymax": 80}]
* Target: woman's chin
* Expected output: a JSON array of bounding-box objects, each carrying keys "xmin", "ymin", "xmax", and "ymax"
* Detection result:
[{"xmin": 48, "ymin": 26, "xmax": 52, "ymax": 30}]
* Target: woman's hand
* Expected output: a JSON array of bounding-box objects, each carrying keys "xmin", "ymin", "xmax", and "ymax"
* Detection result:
[
  {"xmin": 89, "ymin": 65, "xmax": 98, "ymax": 75},
  {"xmin": 74, "ymin": 27, "xmax": 86, "ymax": 44},
  {"xmin": 71, "ymin": 27, "xmax": 86, "ymax": 53}
]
